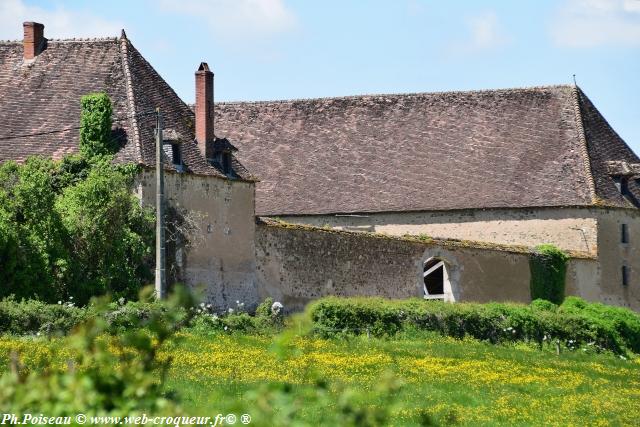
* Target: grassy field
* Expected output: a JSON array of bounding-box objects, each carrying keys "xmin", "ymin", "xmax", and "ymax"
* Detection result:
[{"xmin": 1, "ymin": 329, "xmax": 639, "ymax": 426}]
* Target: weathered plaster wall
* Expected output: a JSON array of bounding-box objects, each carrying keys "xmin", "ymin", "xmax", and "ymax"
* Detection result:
[
  {"xmin": 255, "ymin": 223, "xmax": 607, "ymax": 312},
  {"xmin": 136, "ymin": 170, "xmax": 258, "ymax": 309},
  {"xmin": 276, "ymin": 208, "xmax": 598, "ymax": 254},
  {"xmin": 592, "ymin": 208, "xmax": 640, "ymax": 310}
]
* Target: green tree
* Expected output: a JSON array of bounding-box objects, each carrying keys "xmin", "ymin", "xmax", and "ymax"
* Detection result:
[
  {"xmin": 0, "ymin": 158, "xmax": 69, "ymax": 301},
  {"xmin": 56, "ymin": 162, "xmax": 154, "ymax": 303}
]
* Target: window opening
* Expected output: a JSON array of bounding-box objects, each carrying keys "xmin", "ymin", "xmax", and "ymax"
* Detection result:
[
  {"xmin": 171, "ymin": 144, "xmax": 182, "ymax": 165},
  {"xmin": 222, "ymin": 152, "xmax": 232, "ymax": 175},
  {"xmin": 622, "ymin": 224, "xmax": 629, "ymax": 244},
  {"xmin": 423, "ymin": 258, "xmax": 445, "ymax": 300}
]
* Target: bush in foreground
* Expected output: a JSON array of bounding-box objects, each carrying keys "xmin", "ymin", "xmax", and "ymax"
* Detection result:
[{"xmin": 0, "ymin": 287, "xmax": 194, "ymax": 416}]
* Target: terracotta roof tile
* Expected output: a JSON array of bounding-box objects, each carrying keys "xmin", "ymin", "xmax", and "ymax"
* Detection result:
[
  {"xmin": 0, "ymin": 36, "xmax": 254, "ymax": 181},
  {"xmin": 215, "ymin": 86, "xmax": 638, "ymax": 214}
]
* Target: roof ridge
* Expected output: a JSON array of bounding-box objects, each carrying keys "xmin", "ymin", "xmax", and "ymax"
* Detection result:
[
  {"xmin": 571, "ymin": 85, "xmax": 597, "ymax": 204},
  {"xmin": 0, "ymin": 37, "xmax": 118, "ymax": 44},
  {"xmin": 119, "ymin": 37, "xmax": 143, "ymax": 164},
  {"xmin": 576, "ymin": 86, "xmax": 639, "ymax": 161},
  {"xmin": 215, "ymin": 84, "xmax": 575, "ymax": 106},
  {"xmin": 124, "ymin": 41, "xmax": 195, "ymax": 118}
]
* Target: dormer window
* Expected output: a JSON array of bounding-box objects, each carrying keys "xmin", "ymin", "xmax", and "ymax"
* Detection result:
[
  {"xmin": 613, "ymin": 176, "xmax": 629, "ymax": 195},
  {"xmin": 211, "ymin": 137, "xmax": 238, "ymax": 177},
  {"xmin": 161, "ymin": 128, "xmax": 185, "ymax": 173},
  {"xmin": 606, "ymin": 161, "xmax": 640, "ymax": 207},
  {"xmin": 171, "ymin": 144, "xmax": 184, "ymax": 172},
  {"xmin": 170, "ymin": 143, "xmax": 180, "ymax": 165},
  {"xmin": 221, "ymin": 151, "xmax": 232, "ymax": 175}
]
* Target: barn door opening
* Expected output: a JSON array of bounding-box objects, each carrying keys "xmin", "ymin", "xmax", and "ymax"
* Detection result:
[{"xmin": 423, "ymin": 257, "xmax": 447, "ymax": 300}]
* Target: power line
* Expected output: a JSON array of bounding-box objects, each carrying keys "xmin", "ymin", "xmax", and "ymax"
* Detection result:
[{"xmin": 0, "ymin": 110, "xmax": 157, "ymax": 141}]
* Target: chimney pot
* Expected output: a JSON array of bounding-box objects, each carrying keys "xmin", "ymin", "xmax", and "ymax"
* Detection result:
[
  {"xmin": 23, "ymin": 21, "xmax": 46, "ymax": 60},
  {"xmin": 195, "ymin": 62, "xmax": 214, "ymax": 160}
]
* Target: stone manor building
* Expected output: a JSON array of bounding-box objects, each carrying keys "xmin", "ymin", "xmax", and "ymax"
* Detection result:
[{"xmin": 1, "ymin": 21, "xmax": 638, "ymax": 311}]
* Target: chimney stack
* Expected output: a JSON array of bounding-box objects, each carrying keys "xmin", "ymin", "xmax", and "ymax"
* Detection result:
[
  {"xmin": 195, "ymin": 62, "xmax": 214, "ymax": 160},
  {"xmin": 23, "ymin": 21, "xmax": 45, "ymax": 60}
]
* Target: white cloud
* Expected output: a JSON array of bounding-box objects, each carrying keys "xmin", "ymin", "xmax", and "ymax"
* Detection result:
[
  {"xmin": 624, "ymin": 0, "xmax": 640, "ymax": 12},
  {"xmin": 0, "ymin": 0, "xmax": 123, "ymax": 40},
  {"xmin": 157, "ymin": 0, "xmax": 297, "ymax": 40},
  {"xmin": 468, "ymin": 12, "xmax": 509, "ymax": 50},
  {"xmin": 446, "ymin": 12, "xmax": 510, "ymax": 55},
  {"xmin": 551, "ymin": 0, "xmax": 640, "ymax": 47}
]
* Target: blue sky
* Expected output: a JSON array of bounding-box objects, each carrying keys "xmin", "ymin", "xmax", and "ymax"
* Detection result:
[{"xmin": 2, "ymin": 0, "xmax": 640, "ymax": 153}]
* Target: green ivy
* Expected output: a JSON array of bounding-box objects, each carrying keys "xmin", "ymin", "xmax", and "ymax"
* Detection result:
[
  {"xmin": 529, "ymin": 244, "xmax": 569, "ymax": 305},
  {"xmin": 79, "ymin": 92, "xmax": 117, "ymax": 158}
]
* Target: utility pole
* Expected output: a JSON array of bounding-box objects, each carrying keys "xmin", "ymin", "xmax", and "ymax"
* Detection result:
[{"xmin": 155, "ymin": 108, "xmax": 166, "ymax": 300}]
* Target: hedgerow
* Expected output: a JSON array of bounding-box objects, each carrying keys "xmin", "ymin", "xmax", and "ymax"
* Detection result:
[
  {"xmin": 0, "ymin": 296, "xmax": 284, "ymax": 336},
  {"xmin": 308, "ymin": 296, "xmax": 640, "ymax": 355}
]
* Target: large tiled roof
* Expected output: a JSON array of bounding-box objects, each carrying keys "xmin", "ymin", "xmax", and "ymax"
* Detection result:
[
  {"xmin": 0, "ymin": 34, "xmax": 252, "ymax": 180},
  {"xmin": 215, "ymin": 85, "xmax": 640, "ymax": 215}
]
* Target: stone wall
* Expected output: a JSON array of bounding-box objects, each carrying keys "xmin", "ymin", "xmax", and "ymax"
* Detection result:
[
  {"xmin": 255, "ymin": 221, "xmax": 608, "ymax": 313},
  {"xmin": 135, "ymin": 169, "xmax": 258, "ymax": 309},
  {"xmin": 594, "ymin": 208, "xmax": 640, "ymax": 310},
  {"xmin": 276, "ymin": 207, "xmax": 599, "ymax": 254}
]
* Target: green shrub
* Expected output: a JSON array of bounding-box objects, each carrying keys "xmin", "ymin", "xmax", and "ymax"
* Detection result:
[
  {"xmin": 531, "ymin": 298, "xmax": 558, "ymax": 312},
  {"xmin": 308, "ymin": 296, "xmax": 640, "ymax": 355},
  {"xmin": 0, "ymin": 296, "xmax": 287, "ymax": 337},
  {"xmin": 529, "ymin": 244, "xmax": 569, "ymax": 304},
  {"xmin": 255, "ymin": 297, "xmax": 275, "ymax": 318},
  {"xmin": 560, "ymin": 296, "xmax": 640, "ymax": 353},
  {"xmin": 0, "ymin": 297, "xmax": 87, "ymax": 336}
]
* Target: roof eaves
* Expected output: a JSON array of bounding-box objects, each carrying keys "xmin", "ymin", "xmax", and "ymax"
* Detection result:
[
  {"xmin": 257, "ymin": 217, "xmax": 596, "ymax": 259},
  {"xmin": 571, "ymin": 84, "xmax": 597, "ymax": 204}
]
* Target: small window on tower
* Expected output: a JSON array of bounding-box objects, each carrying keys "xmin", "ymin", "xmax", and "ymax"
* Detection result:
[
  {"xmin": 621, "ymin": 224, "xmax": 629, "ymax": 244},
  {"xmin": 622, "ymin": 265, "xmax": 629, "ymax": 287}
]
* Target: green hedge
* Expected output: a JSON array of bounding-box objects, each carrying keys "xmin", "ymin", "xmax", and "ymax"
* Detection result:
[
  {"xmin": 308, "ymin": 296, "xmax": 640, "ymax": 355},
  {"xmin": 0, "ymin": 297, "xmax": 281, "ymax": 336}
]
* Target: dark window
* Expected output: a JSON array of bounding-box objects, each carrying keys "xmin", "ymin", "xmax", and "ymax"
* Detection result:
[
  {"xmin": 222, "ymin": 152, "xmax": 232, "ymax": 175},
  {"xmin": 614, "ymin": 177, "xmax": 628, "ymax": 195},
  {"xmin": 622, "ymin": 265, "xmax": 629, "ymax": 287},
  {"xmin": 423, "ymin": 258, "xmax": 445, "ymax": 298},
  {"xmin": 171, "ymin": 144, "xmax": 181, "ymax": 166},
  {"xmin": 622, "ymin": 224, "xmax": 629, "ymax": 244},
  {"xmin": 215, "ymin": 151, "xmax": 233, "ymax": 176}
]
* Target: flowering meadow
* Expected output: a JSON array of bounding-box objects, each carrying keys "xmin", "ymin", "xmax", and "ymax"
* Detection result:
[{"xmin": 2, "ymin": 328, "xmax": 638, "ymax": 426}]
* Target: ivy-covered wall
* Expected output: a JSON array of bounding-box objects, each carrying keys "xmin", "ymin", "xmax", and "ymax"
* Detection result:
[{"xmin": 529, "ymin": 244, "xmax": 569, "ymax": 304}]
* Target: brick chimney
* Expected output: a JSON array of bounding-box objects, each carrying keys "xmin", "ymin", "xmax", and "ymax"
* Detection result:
[
  {"xmin": 23, "ymin": 21, "xmax": 46, "ymax": 60},
  {"xmin": 195, "ymin": 62, "xmax": 214, "ymax": 160}
]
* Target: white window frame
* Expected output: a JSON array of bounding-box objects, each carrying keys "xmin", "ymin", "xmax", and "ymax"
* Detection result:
[{"xmin": 423, "ymin": 259, "xmax": 447, "ymax": 300}]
